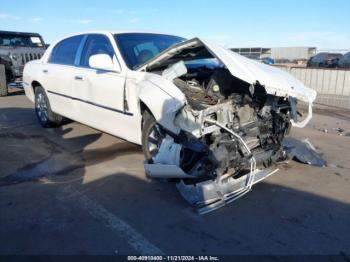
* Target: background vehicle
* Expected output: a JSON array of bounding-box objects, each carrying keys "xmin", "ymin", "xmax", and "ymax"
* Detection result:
[
  {"xmin": 261, "ymin": 57, "xmax": 275, "ymax": 65},
  {"xmin": 338, "ymin": 52, "xmax": 350, "ymax": 68},
  {"xmin": 0, "ymin": 30, "xmax": 46, "ymax": 96},
  {"xmin": 307, "ymin": 52, "xmax": 343, "ymax": 68}
]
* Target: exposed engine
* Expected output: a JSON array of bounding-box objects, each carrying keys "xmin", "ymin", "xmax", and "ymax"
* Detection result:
[
  {"xmin": 142, "ymin": 38, "xmax": 315, "ymax": 213},
  {"xmin": 152, "ymin": 63, "xmax": 292, "ymax": 182},
  {"xmin": 144, "ymin": 62, "xmax": 293, "ymax": 213}
]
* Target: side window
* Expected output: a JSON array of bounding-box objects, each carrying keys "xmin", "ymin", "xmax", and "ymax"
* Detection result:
[
  {"xmin": 49, "ymin": 35, "xmax": 83, "ymax": 65},
  {"xmin": 80, "ymin": 34, "xmax": 115, "ymax": 68}
]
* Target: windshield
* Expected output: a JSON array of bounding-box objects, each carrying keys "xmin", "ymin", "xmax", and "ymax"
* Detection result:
[
  {"xmin": 114, "ymin": 33, "xmax": 185, "ymax": 69},
  {"xmin": 0, "ymin": 34, "xmax": 45, "ymax": 47}
]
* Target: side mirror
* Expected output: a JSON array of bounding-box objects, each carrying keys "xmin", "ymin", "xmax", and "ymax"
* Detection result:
[{"xmin": 89, "ymin": 54, "xmax": 115, "ymax": 71}]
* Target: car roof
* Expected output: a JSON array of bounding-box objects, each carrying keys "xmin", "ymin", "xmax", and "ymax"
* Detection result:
[
  {"xmin": 328, "ymin": 53, "xmax": 343, "ymax": 58},
  {"xmin": 50, "ymin": 30, "xmax": 184, "ymax": 48},
  {"xmin": 68, "ymin": 30, "xmax": 178, "ymax": 36},
  {"xmin": 0, "ymin": 30, "xmax": 42, "ymax": 36},
  {"xmin": 51, "ymin": 30, "xmax": 183, "ymax": 44},
  {"xmin": 314, "ymin": 52, "xmax": 342, "ymax": 57},
  {"xmin": 339, "ymin": 52, "xmax": 350, "ymax": 60}
]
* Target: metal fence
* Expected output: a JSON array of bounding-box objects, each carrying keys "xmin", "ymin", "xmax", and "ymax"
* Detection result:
[
  {"xmin": 275, "ymin": 66, "xmax": 350, "ymax": 109},
  {"xmin": 0, "ymin": 64, "xmax": 6, "ymax": 92}
]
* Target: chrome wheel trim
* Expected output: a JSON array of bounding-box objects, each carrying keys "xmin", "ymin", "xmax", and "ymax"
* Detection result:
[
  {"xmin": 147, "ymin": 124, "xmax": 164, "ymax": 156},
  {"xmin": 36, "ymin": 93, "xmax": 48, "ymax": 123}
]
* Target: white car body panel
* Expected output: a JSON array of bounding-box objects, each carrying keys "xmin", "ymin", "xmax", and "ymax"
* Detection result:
[
  {"xmin": 23, "ymin": 31, "xmax": 317, "ymax": 148},
  {"xmin": 24, "ymin": 32, "xmax": 144, "ymax": 145},
  {"xmin": 70, "ymin": 66, "xmax": 137, "ymax": 142},
  {"xmin": 137, "ymin": 73, "xmax": 186, "ymax": 134},
  {"xmin": 44, "ymin": 64, "xmax": 78, "ymax": 118}
]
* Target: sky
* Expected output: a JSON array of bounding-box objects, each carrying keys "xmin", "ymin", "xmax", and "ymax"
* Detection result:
[{"xmin": 1, "ymin": 0, "xmax": 349, "ymax": 49}]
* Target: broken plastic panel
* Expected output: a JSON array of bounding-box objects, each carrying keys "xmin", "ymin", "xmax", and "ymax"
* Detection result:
[
  {"xmin": 283, "ymin": 137, "xmax": 327, "ymax": 167},
  {"xmin": 177, "ymin": 168, "xmax": 279, "ymax": 214},
  {"xmin": 162, "ymin": 60, "xmax": 187, "ymax": 81}
]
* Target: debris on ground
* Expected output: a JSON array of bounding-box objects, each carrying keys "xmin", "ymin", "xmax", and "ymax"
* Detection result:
[
  {"xmin": 335, "ymin": 127, "xmax": 344, "ymax": 133},
  {"xmin": 283, "ymin": 137, "xmax": 327, "ymax": 167},
  {"xmin": 316, "ymin": 125, "xmax": 350, "ymax": 136},
  {"xmin": 332, "ymin": 127, "xmax": 345, "ymax": 136}
]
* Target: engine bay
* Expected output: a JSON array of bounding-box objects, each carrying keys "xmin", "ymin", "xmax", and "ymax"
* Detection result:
[
  {"xmin": 174, "ymin": 65, "xmax": 251, "ymax": 110},
  {"xmin": 142, "ymin": 38, "xmax": 316, "ymax": 212},
  {"xmin": 147, "ymin": 60, "xmax": 293, "ymax": 182}
]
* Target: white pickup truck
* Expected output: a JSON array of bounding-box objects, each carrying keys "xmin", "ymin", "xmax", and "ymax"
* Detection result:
[{"xmin": 23, "ymin": 30, "xmax": 316, "ymax": 213}]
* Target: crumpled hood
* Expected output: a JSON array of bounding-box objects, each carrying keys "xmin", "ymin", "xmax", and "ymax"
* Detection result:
[
  {"xmin": 140, "ymin": 38, "xmax": 316, "ymax": 104},
  {"xmin": 203, "ymin": 40, "xmax": 316, "ymax": 104}
]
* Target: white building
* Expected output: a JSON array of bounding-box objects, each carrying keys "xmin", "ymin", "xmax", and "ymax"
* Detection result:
[{"xmin": 231, "ymin": 47, "xmax": 316, "ymax": 62}]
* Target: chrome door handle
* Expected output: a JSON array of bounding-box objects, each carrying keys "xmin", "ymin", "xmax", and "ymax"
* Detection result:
[
  {"xmin": 43, "ymin": 69, "xmax": 48, "ymax": 73},
  {"xmin": 74, "ymin": 76, "xmax": 84, "ymax": 81}
]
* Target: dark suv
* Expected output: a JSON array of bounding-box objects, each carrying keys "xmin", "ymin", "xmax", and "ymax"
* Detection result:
[
  {"xmin": 0, "ymin": 30, "xmax": 46, "ymax": 96},
  {"xmin": 338, "ymin": 52, "xmax": 350, "ymax": 69},
  {"xmin": 307, "ymin": 52, "xmax": 343, "ymax": 68}
]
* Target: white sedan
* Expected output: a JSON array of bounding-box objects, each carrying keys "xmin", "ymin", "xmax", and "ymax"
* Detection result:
[{"xmin": 23, "ymin": 30, "xmax": 316, "ymax": 213}]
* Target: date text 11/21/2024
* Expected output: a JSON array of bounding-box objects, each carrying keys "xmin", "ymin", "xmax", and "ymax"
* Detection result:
[{"xmin": 127, "ymin": 256, "xmax": 220, "ymax": 261}]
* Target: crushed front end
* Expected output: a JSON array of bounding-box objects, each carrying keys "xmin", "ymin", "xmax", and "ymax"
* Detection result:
[
  {"xmin": 145, "ymin": 67, "xmax": 295, "ymax": 214},
  {"xmin": 142, "ymin": 38, "xmax": 316, "ymax": 213}
]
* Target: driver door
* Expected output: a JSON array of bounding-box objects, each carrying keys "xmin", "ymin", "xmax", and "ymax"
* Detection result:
[{"xmin": 72, "ymin": 34, "xmax": 128, "ymax": 138}]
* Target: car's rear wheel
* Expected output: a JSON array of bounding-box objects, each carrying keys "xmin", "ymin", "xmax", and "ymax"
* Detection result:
[
  {"xmin": 34, "ymin": 86, "xmax": 63, "ymax": 127},
  {"xmin": 142, "ymin": 110, "xmax": 166, "ymax": 161}
]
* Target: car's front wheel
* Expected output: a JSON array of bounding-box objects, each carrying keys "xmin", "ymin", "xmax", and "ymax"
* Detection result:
[
  {"xmin": 141, "ymin": 110, "xmax": 166, "ymax": 161},
  {"xmin": 34, "ymin": 86, "xmax": 63, "ymax": 127}
]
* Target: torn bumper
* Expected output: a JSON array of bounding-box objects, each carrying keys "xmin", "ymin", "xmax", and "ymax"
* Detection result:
[
  {"xmin": 177, "ymin": 168, "xmax": 279, "ymax": 214},
  {"xmin": 144, "ymin": 131, "xmax": 280, "ymax": 214},
  {"xmin": 144, "ymin": 159, "xmax": 279, "ymax": 214}
]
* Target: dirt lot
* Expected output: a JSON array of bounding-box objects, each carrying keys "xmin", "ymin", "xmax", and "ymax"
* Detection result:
[{"xmin": 1, "ymin": 89, "xmax": 350, "ymax": 255}]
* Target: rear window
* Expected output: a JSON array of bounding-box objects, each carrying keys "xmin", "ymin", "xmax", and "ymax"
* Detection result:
[{"xmin": 49, "ymin": 35, "xmax": 83, "ymax": 65}]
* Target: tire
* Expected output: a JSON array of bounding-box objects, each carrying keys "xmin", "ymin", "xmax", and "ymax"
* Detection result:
[
  {"xmin": 141, "ymin": 110, "xmax": 165, "ymax": 161},
  {"xmin": 0, "ymin": 64, "xmax": 8, "ymax": 97},
  {"xmin": 34, "ymin": 86, "xmax": 63, "ymax": 127}
]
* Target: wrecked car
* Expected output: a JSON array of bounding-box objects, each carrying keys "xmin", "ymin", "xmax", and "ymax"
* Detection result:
[{"xmin": 23, "ymin": 31, "xmax": 317, "ymax": 213}]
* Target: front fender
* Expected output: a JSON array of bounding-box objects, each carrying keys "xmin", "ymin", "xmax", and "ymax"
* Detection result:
[{"xmin": 138, "ymin": 75, "xmax": 186, "ymax": 134}]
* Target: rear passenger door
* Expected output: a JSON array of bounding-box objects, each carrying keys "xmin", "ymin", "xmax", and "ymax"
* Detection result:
[
  {"xmin": 72, "ymin": 34, "xmax": 128, "ymax": 138},
  {"xmin": 43, "ymin": 35, "xmax": 84, "ymax": 118}
]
